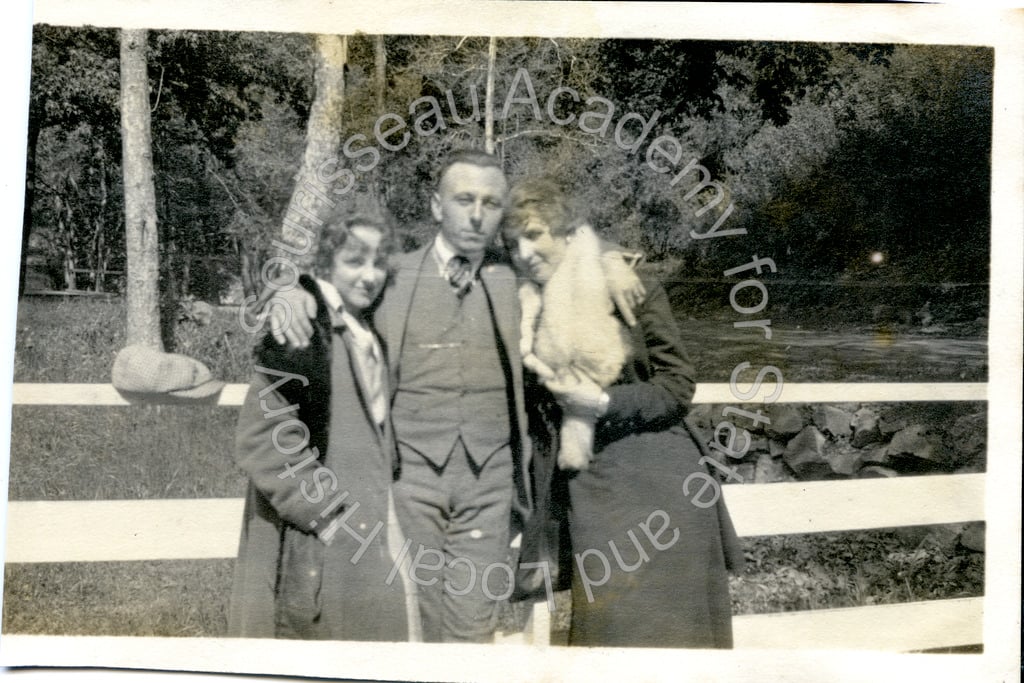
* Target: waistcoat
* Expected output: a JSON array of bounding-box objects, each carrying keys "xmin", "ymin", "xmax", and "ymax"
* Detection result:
[{"xmin": 392, "ymin": 266, "xmax": 512, "ymax": 467}]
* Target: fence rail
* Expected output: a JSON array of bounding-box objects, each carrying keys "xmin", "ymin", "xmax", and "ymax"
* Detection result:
[
  {"xmin": 10, "ymin": 382, "xmax": 989, "ymax": 406},
  {"xmin": 3, "ymin": 473, "xmax": 985, "ymax": 564},
  {"xmin": 4, "ymin": 380, "xmax": 987, "ymax": 651}
]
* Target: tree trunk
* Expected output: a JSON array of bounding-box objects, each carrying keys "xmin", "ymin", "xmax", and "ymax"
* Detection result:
[
  {"xmin": 18, "ymin": 116, "xmax": 40, "ymax": 297},
  {"xmin": 484, "ymin": 37, "xmax": 497, "ymax": 155},
  {"xmin": 120, "ymin": 28, "xmax": 163, "ymax": 349},
  {"xmin": 277, "ymin": 34, "xmax": 348, "ymax": 272},
  {"xmin": 58, "ymin": 197, "xmax": 74, "ymax": 291},
  {"xmin": 93, "ymin": 142, "xmax": 108, "ymax": 292},
  {"xmin": 374, "ymin": 35, "xmax": 386, "ymax": 112},
  {"xmin": 372, "ymin": 35, "xmax": 387, "ymax": 201}
]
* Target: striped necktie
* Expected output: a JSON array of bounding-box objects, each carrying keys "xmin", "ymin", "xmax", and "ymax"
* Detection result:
[{"xmin": 445, "ymin": 255, "xmax": 473, "ymax": 298}]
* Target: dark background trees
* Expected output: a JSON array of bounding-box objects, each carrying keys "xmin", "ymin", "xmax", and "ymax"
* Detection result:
[{"xmin": 20, "ymin": 29, "xmax": 991, "ymax": 335}]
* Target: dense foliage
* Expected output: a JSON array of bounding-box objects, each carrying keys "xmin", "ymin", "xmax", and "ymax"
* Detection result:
[{"xmin": 23, "ymin": 29, "xmax": 991, "ymax": 329}]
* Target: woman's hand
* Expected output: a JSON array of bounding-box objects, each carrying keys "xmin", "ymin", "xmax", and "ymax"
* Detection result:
[
  {"xmin": 523, "ymin": 353, "xmax": 557, "ymax": 381},
  {"xmin": 543, "ymin": 370, "xmax": 609, "ymax": 418},
  {"xmin": 600, "ymin": 244, "xmax": 646, "ymax": 327}
]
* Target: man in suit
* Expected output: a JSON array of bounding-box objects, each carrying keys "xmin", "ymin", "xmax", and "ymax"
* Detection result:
[
  {"xmin": 265, "ymin": 150, "xmax": 530, "ymax": 643},
  {"xmin": 379, "ymin": 150, "xmax": 530, "ymax": 642}
]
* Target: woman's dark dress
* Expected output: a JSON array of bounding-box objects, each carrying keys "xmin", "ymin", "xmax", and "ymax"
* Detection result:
[{"xmin": 523, "ymin": 277, "xmax": 745, "ymax": 649}]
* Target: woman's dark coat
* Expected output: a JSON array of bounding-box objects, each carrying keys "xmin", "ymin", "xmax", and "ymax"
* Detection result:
[
  {"xmin": 227, "ymin": 276, "xmax": 408, "ymax": 640},
  {"xmin": 518, "ymin": 275, "xmax": 745, "ymax": 649}
]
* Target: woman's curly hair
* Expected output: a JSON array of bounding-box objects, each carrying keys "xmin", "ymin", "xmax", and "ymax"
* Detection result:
[{"xmin": 313, "ymin": 211, "xmax": 397, "ymax": 280}]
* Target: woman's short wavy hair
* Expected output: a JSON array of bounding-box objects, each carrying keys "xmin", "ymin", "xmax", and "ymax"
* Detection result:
[
  {"xmin": 503, "ymin": 177, "xmax": 576, "ymax": 240},
  {"xmin": 313, "ymin": 212, "xmax": 397, "ymax": 279}
]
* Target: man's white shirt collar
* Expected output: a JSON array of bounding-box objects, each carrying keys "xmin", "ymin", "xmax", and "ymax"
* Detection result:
[{"xmin": 432, "ymin": 233, "xmax": 484, "ymax": 278}]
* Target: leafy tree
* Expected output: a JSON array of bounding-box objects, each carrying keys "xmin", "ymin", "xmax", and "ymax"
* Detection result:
[
  {"xmin": 24, "ymin": 26, "xmax": 121, "ymax": 293},
  {"xmin": 25, "ymin": 26, "xmax": 314, "ymax": 305}
]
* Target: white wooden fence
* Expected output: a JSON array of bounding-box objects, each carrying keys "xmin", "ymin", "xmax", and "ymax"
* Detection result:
[{"xmin": 5, "ymin": 381, "xmax": 987, "ymax": 650}]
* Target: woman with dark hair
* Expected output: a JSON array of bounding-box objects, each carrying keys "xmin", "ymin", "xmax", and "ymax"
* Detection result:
[
  {"xmin": 228, "ymin": 214, "xmax": 420, "ymax": 642},
  {"xmin": 505, "ymin": 177, "xmax": 745, "ymax": 649}
]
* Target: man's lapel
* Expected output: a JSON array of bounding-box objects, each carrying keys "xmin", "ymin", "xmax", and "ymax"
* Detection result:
[
  {"xmin": 479, "ymin": 259, "xmax": 530, "ymax": 475},
  {"xmin": 377, "ymin": 245, "xmax": 431, "ymax": 389},
  {"xmin": 479, "ymin": 261, "xmax": 522, "ymax": 378}
]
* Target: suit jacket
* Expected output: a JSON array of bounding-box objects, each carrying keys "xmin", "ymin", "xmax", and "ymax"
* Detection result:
[
  {"xmin": 227, "ymin": 275, "xmax": 408, "ymax": 640},
  {"xmin": 374, "ymin": 244, "xmax": 533, "ymax": 529}
]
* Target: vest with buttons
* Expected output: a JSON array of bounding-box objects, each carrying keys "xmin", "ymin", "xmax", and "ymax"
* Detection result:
[{"xmin": 391, "ymin": 264, "xmax": 512, "ymax": 467}]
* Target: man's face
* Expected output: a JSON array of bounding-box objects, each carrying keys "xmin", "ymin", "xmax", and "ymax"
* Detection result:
[{"xmin": 431, "ymin": 162, "xmax": 509, "ymax": 257}]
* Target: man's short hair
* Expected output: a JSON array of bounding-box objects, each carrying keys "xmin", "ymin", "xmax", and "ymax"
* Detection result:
[
  {"xmin": 503, "ymin": 176, "xmax": 576, "ymax": 239},
  {"xmin": 435, "ymin": 149, "xmax": 504, "ymax": 189}
]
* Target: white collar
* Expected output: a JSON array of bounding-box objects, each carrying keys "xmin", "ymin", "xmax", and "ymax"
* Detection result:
[
  {"xmin": 432, "ymin": 233, "xmax": 484, "ymax": 278},
  {"xmin": 315, "ymin": 278, "xmax": 374, "ymax": 343},
  {"xmin": 316, "ymin": 277, "xmax": 344, "ymax": 318}
]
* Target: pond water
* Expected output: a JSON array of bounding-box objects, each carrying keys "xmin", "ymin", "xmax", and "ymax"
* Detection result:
[{"xmin": 679, "ymin": 322, "xmax": 987, "ymax": 383}]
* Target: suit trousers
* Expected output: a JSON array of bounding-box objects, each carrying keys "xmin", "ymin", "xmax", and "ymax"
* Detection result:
[{"xmin": 392, "ymin": 438, "xmax": 514, "ymax": 643}]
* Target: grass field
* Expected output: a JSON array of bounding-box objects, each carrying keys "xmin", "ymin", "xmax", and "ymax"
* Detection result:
[
  {"xmin": 13, "ymin": 297, "xmax": 256, "ymax": 384},
  {"xmin": 8, "ymin": 405, "xmax": 245, "ymax": 500},
  {"xmin": 3, "ymin": 296, "xmax": 987, "ymax": 641},
  {"xmin": 1, "ymin": 526, "xmax": 984, "ymax": 638}
]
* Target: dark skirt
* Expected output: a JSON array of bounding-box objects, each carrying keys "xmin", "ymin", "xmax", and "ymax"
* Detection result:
[{"xmin": 566, "ymin": 425, "xmax": 742, "ymax": 649}]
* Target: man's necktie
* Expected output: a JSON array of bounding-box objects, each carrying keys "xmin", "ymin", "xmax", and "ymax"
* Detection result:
[{"xmin": 445, "ymin": 255, "xmax": 473, "ymax": 297}]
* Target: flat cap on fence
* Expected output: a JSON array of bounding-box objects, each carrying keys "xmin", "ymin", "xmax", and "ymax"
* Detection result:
[{"xmin": 111, "ymin": 344, "xmax": 225, "ymax": 402}]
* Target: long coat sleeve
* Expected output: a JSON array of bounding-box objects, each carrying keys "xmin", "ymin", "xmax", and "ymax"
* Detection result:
[
  {"xmin": 597, "ymin": 277, "xmax": 697, "ymax": 445},
  {"xmin": 227, "ymin": 276, "xmax": 408, "ymax": 641}
]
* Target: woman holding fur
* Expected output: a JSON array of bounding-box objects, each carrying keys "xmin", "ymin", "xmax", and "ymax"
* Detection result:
[{"xmin": 505, "ymin": 178, "xmax": 744, "ymax": 649}]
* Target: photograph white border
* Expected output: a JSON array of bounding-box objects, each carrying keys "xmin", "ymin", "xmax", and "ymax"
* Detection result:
[{"xmin": 1, "ymin": 2, "xmax": 1021, "ymax": 682}]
